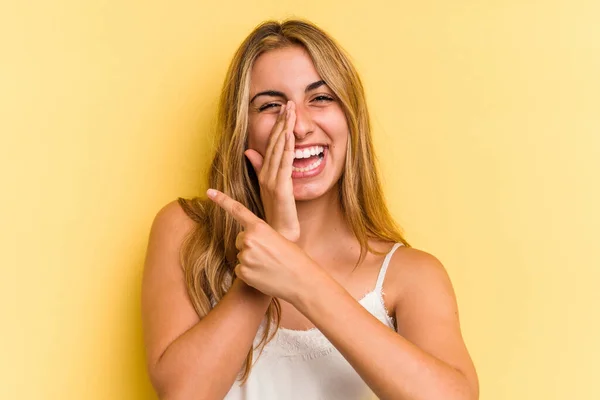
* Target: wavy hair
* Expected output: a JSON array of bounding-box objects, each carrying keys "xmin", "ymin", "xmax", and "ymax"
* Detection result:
[{"xmin": 176, "ymin": 19, "xmax": 410, "ymax": 383}]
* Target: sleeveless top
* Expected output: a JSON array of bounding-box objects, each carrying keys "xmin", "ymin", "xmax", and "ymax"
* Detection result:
[{"xmin": 223, "ymin": 242, "xmax": 404, "ymax": 400}]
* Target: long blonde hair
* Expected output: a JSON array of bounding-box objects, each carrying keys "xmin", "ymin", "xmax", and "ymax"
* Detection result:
[{"xmin": 176, "ymin": 19, "xmax": 410, "ymax": 382}]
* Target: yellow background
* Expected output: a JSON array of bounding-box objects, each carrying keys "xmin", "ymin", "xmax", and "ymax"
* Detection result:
[{"xmin": 2, "ymin": 1, "xmax": 599, "ymax": 399}]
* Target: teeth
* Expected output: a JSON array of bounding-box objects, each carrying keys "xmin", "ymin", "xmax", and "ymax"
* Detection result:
[
  {"xmin": 294, "ymin": 146, "xmax": 324, "ymax": 159},
  {"xmin": 292, "ymin": 156, "xmax": 323, "ymax": 173}
]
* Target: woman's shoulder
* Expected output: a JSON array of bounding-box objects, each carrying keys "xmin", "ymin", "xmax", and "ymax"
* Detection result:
[
  {"xmin": 147, "ymin": 197, "xmax": 207, "ymax": 253},
  {"xmin": 383, "ymin": 245, "xmax": 452, "ymax": 313},
  {"xmin": 388, "ymin": 246, "xmax": 447, "ymax": 279},
  {"xmin": 145, "ymin": 200, "xmax": 199, "ymax": 259},
  {"xmin": 152, "ymin": 199, "xmax": 199, "ymax": 232}
]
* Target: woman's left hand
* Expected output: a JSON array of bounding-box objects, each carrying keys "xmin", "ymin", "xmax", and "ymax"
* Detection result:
[{"xmin": 206, "ymin": 188, "xmax": 324, "ymax": 304}]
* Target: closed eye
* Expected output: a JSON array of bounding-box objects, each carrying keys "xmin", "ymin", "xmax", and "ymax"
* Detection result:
[
  {"xmin": 257, "ymin": 95, "xmax": 334, "ymax": 112},
  {"xmin": 312, "ymin": 95, "xmax": 334, "ymax": 103},
  {"xmin": 257, "ymin": 103, "xmax": 284, "ymax": 112}
]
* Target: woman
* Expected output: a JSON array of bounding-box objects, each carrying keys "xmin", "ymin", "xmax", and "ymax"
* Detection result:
[{"xmin": 142, "ymin": 19, "xmax": 479, "ymax": 400}]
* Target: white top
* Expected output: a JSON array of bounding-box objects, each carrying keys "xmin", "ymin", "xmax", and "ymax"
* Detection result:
[{"xmin": 223, "ymin": 242, "xmax": 404, "ymax": 400}]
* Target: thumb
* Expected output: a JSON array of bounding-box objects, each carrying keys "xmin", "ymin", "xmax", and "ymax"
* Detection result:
[{"xmin": 244, "ymin": 149, "xmax": 263, "ymax": 174}]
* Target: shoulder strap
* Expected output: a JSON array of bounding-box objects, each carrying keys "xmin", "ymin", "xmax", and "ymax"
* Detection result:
[{"xmin": 375, "ymin": 243, "xmax": 404, "ymax": 290}]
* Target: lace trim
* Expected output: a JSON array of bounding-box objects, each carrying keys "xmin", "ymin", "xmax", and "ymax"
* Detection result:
[{"xmin": 254, "ymin": 288, "xmax": 395, "ymax": 360}]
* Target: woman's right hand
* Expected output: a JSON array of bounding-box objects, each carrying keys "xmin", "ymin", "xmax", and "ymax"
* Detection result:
[{"xmin": 244, "ymin": 101, "xmax": 300, "ymax": 242}]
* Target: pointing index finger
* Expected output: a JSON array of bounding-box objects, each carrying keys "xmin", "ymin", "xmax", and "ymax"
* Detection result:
[{"xmin": 207, "ymin": 188, "xmax": 260, "ymax": 228}]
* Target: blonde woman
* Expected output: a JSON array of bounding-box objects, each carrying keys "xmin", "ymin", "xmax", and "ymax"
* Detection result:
[{"xmin": 142, "ymin": 19, "xmax": 479, "ymax": 400}]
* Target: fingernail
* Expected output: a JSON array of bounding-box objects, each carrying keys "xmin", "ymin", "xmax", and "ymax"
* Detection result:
[{"xmin": 207, "ymin": 189, "xmax": 217, "ymax": 198}]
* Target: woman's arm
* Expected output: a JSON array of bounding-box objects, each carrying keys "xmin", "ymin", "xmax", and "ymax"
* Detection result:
[
  {"xmin": 143, "ymin": 101, "xmax": 300, "ymax": 399},
  {"xmin": 204, "ymin": 188, "xmax": 479, "ymax": 399},
  {"xmin": 292, "ymin": 248, "xmax": 479, "ymax": 400},
  {"xmin": 141, "ymin": 200, "xmax": 270, "ymax": 400}
]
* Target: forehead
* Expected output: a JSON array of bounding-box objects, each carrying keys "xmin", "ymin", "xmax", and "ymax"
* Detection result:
[{"xmin": 250, "ymin": 46, "xmax": 322, "ymax": 93}]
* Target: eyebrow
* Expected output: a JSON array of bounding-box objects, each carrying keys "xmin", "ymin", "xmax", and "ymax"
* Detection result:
[{"xmin": 249, "ymin": 80, "xmax": 327, "ymax": 104}]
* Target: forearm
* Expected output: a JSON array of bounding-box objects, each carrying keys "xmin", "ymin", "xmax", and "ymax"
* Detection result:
[
  {"xmin": 293, "ymin": 275, "xmax": 473, "ymax": 400},
  {"xmin": 152, "ymin": 279, "xmax": 271, "ymax": 400}
]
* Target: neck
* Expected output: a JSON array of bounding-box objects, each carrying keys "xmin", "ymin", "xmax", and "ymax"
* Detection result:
[{"xmin": 294, "ymin": 183, "xmax": 354, "ymax": 254}]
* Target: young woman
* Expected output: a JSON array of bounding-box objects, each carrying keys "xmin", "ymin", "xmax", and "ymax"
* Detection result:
[{"xmin": 142, "ymin": 19, "xmax": 479, "ymax": 400}]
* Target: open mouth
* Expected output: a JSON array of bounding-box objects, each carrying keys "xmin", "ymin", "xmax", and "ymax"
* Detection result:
[{"xmin": 292, "ymin": 145, "xmax": 326, "ymax": 173}]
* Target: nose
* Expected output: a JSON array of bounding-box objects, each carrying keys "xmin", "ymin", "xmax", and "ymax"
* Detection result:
[{"xmin": 292, "ymin": 103, "xmax": 315, "ymax": 140}]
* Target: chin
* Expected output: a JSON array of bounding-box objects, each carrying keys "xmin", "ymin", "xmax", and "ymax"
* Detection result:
[
  {"xmin": 292, "ymin": 179, "xmax": 340, "ymax": 202},
  {"xmin": 293, "ymin": 191, "xmax": 321, "ymax": 202}
]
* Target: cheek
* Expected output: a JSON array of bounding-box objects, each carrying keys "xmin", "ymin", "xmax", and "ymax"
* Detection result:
[
  {"xmin": 321, "ymin": 113, "xmax": 349, "ymax": 166},
  {"xmin": 316, "ymin": 111, "xmax": 349, "ymax": 145}
]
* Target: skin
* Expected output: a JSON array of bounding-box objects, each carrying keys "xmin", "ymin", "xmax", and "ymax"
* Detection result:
[
  {"xmin": 141, "ymin": 45, "xmax": 479, "ymax": 400},
  {"xmin": 244, "ymin": 45, "xmax": 351, "ymax": 250},
  {"xmin": 243, "ymin": 46, "xmax": 397, "ymax": 330}
]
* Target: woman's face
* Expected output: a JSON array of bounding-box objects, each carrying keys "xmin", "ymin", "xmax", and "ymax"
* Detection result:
[{"xmin": 247, "ymin": 45, "xmax": 349, "ymax": 201}]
